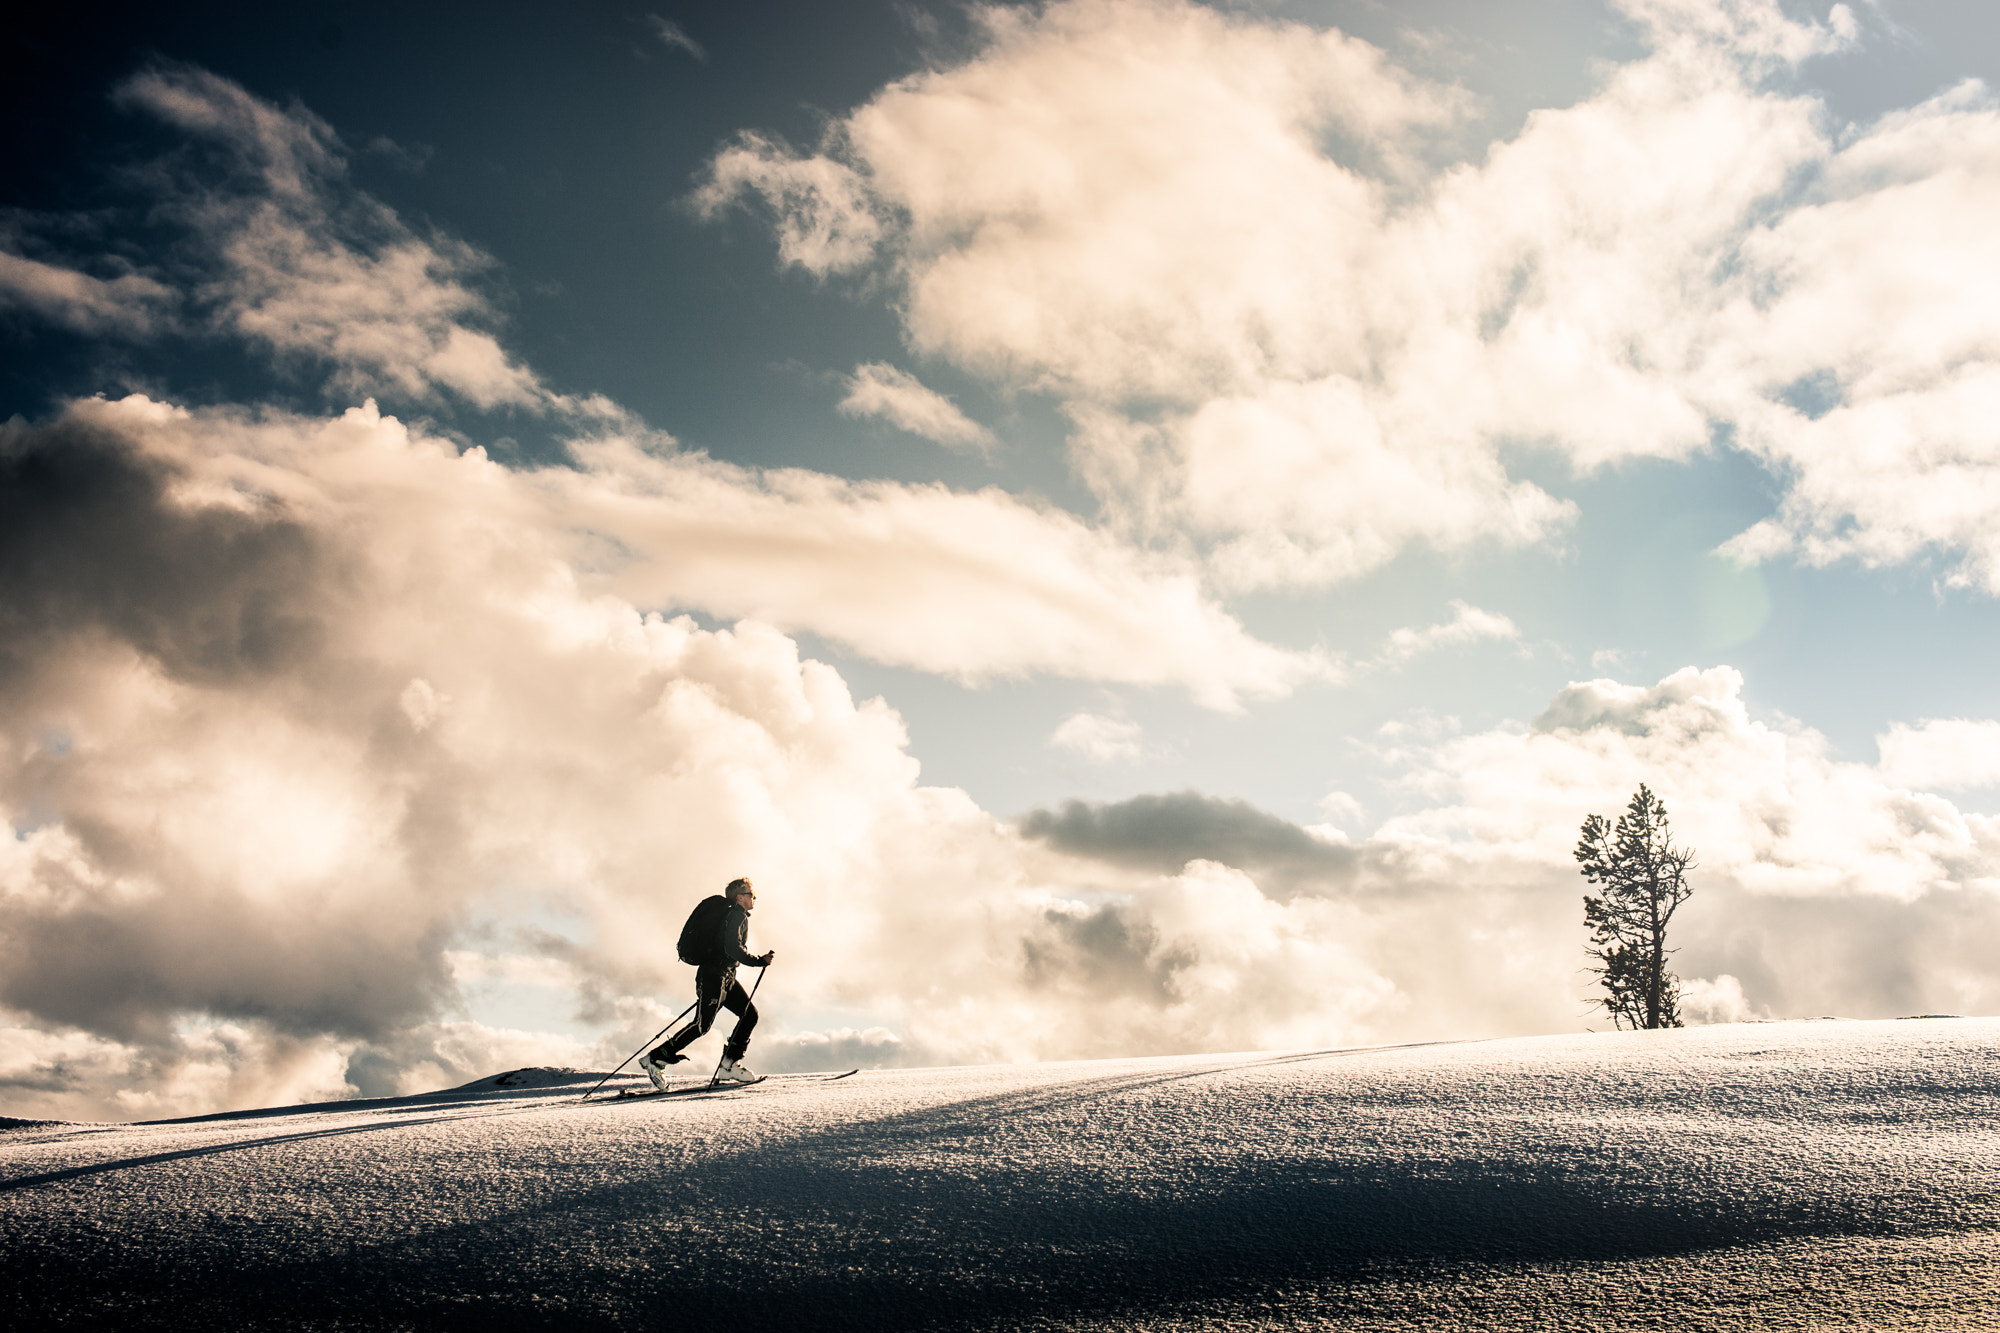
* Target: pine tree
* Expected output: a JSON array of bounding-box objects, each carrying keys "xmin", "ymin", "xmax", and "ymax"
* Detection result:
[{"xmin": 1575, "ymin": 784, "xmax": 1695, "ymax": 1030}]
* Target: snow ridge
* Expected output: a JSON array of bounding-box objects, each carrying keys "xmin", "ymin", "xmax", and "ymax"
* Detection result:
[{"xmin": 4, "ymin": 1019, "xmax": 1996, "ymax": 1329}]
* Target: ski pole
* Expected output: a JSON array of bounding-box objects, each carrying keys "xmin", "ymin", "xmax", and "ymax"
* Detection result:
[
  {"xmin": 709, "ymin": 961, "xmax": 772, "ymax": 1088},
  {"xmin": 582, "ymin": 998, "xmax": 699, "ymax": 1102}
]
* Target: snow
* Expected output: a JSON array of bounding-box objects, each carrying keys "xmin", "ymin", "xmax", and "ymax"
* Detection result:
[{"xmin": 4, "ymin": 1018, "xmax": 1997, "ymax": 1329}]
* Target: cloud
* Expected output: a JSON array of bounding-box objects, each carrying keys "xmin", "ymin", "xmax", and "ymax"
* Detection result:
[
  {"xmin": 342, "ymin": 1020, "xmax": 599, "ymax": 1099},
  {"xmin": 24, "ymin": 392, "xmax": 1807, "ymax": 1121},
  {"xmin": 1877, "ymin": 718, "xmax": 2000, "ymax": 792},
  {"xmin": 362, "ymin": 135, "xmax": 434, "ymax": 174},
  {"xmin": 0, "ymin": 407, "xmax": 339, "ymax": 698},
  {"xmin": 702, "ymin": 0, "xmax": 2000, "ymax": 596},
  {"xmin": 1394, "ymin": 667, "xmax": 1998, "ymax": 902},
  {"xmin": 9, "ymin": 419, "xmax": 1997, "ymax": 1124},
  {"xmin": 645, "ymin": 15, "xmax": 707, "ymax": 62},
  {"xmin": 694, "ymin": 131, "xmax": 883, "ymax": 276},
  {"xmin": 1018, "ymin": 790, "xmax": 1363, "ymax": 894},
  {"xmin": 1678, "ymin": 972, "xmax": 1761, "ymax": 1024},
  {"xmin": 1048, "ymin": 711, "xmax": 1144, "ymax": 763},
  {"xmin": 754, "ymin": 1025, "xmax": 917, "ymax": 1073},
  {"xmin": 1713, "ymin": 82, "xmax": 2000, "ymax": 592},
  {"xmin": 1372, "ymin": 666, "xmax": 2000, "ymax": 1018},
  {"xmin": 0, "ymin": 57, "xmax": 1378, "ymax": 1116},
  {"xmin": 17, "ymin": 34, "xmax": 2000, "ymax": 1121},
  {"xmin": 114, "ymin": 62, "xmax": 342, "ymax": 199},
  {"xmin": 1014, "ymin": 861, "xmax": 1403, "ymax": 1053},
  {"xmin": 1069, "ymin": 395, "xmax": 1574, "ymax": 591},
  {"xmin": 699, "ymin": 0, "xmax": 1462, "ymax": 404},
  {"xmin": 0, "ymin": 64, "xmax": 556, "ymax": 412},
  {"xmin": 838, "ymin": 363, "xmax": 995, "ymax": 453},
  {"xmin": 3, "ymin": 65, "xmax": 1322, "ymax": 707},
  {"xmin": 443, "ymin": 950, "xmax": 577, "ymax": 990},
  {"xmin": 1371, "ymin": 600, "xmax": 1520, "ymax": 668},
  {"xmin": 0, "ymin": 1014, "xmax": 355, "ymax": 1121},
  {"xmin": 0, "ymin": 392, "xmax": 961, "ymax": 1113},
  {"xmin": 1613, "ymin": 0, "xmax": 1857, "ymax": 64},
  {"xmin": 543, "ymin": 426, "xmax": 1331, "ymax": 708},
  {"xmin": 0, "ymin": 250, "xmax": 175, "ymax": 337},
  {"xmin": 1026, "ymin": 667, "xmax": 2000, "ymax": 1045},
  {"xmin": 1317, "ymin": 790, "xmax": 1365, "ymax": 832},
  {"xmin": 0, "ymin": 392, "xmax": 1351, "ymax": 1119}
]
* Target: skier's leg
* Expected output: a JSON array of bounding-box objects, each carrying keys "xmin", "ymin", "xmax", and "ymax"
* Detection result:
[
  {"xmin": 720, "ymin": 976, "xmax": 759, "ymax": 1062},
  {"xmin": 655, "ymin": 966, "xmax": 724, "ymax": 1061}
]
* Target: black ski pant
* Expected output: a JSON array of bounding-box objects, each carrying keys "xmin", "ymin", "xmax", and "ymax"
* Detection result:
[{"xmin": 654, "ymin": 964, "xmax": 758, "ymax": 1063}]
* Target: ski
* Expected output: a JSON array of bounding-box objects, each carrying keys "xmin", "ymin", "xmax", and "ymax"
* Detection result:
[
  {"xmin": 588, "ymin": 1086, "xmax": 709, "ymax": 1102},
  {"xmin": 586, "ymin": 1079, "xmax": 754, "ymax": 1102},
  {"xmin": 584, "ymin": 1068, "xmax": 851, "ymax": 1102}
]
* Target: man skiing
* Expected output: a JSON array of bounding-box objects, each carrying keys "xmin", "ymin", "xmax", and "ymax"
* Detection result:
[{"xmin": 640, "ymin": 877, "xmax": 774, "ymax": 1089}]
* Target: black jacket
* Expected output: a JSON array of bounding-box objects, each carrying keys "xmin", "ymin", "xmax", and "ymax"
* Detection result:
[{"xmin": 714, "ymin": 902, "xmax": 763, "ymax": 968}]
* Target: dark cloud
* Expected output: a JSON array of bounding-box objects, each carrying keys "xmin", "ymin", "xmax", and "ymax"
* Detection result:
[
  {"xmin": 0, "ymin": 893, "xmax": 450, "ymax": 1046},
  {"xmin": 0, "ymin": 412, "xmax": 336, "ymax": 691},
  {"xmin": 0, "ymin": 408, "xmax": 449, "ymax": 1057},
  {"xmin": 0, "ymin": 1062, "xmax": 81, "ymax": 1095},
  {"xmin": 1017, "ymin": 790, "xmax": 1363, "ymax": 897},
  {"xmin": 1022, "ymin": 902, "xmax": 1191, "ymax": 1005}
]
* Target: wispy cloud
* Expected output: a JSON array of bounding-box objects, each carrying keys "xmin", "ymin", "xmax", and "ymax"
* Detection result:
[
  {"xmin": 694, "ymin": 130, "xmax": 882, "ymax": 276},
  {"xmin": 646, "ymin": 14, "xmax": 707, "ymax": 62},
  {"xmin": 838, "ymin": 362, "xmax": 995, "ymax": 453},
  {"xmin": 1369, "ymin": 601, "xmax": 1520, "ymax": 670},
  {"xmin": 0, "ymin": 250, "xmax": 175, "ymax": 337},
  {"xmin": 545, "ymin": 429, "xmax": 1334, "ymax": 708},
  {"xmin": 28, "ymin": 63, "xmax": 560, "ymax": 412},
  {"xmin": 1048, "ymin": 711, "xmax": 1145, "ymax": 763}
]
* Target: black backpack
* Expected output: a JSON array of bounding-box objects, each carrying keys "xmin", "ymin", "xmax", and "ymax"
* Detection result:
[{"xmin": 676, "ymin": 894, "xmax": 732, "ymax": 965}]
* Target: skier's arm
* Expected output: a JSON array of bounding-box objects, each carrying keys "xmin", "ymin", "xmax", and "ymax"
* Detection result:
[{"xmin": 717, "ymin": 905, "xmax": 766, "ymax": 967}]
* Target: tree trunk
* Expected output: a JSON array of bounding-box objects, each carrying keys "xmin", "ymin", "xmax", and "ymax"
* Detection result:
[{"xmin": 1646, "ymin": 868, "xmax": 1663, "ymax": 1029}]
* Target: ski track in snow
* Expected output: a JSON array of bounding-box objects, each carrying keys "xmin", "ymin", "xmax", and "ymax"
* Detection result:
[{"xmin": 3, "ymin": 1019, "xmax": 1997, "ymax": 1330}]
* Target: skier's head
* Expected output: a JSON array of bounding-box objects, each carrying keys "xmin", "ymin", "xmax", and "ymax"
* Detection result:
[{"xmin": 725, "ymin": 877, "xmax": 755, "ymax": 909}]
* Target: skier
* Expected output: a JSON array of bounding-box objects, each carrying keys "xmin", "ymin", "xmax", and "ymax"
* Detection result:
[{"xmin": 640, "ymin": 877, "xmax": 774, "ymax": 1089}]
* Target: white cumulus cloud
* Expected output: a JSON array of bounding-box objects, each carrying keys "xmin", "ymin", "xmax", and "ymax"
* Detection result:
[
  {"xmin": 1877, "ymin": 718, "xmax": 2000, "ymax": 792},
  {"xmin": 1368, "ymin": 666, "xmax": 2000, "ymax": 1019},
  {"xmin": 702, "ymin": 0, "xmax": 2000, "ymax": 597},
  {"xmin": 0, "ymin": 396, "xmax": 1349, "ymax": 1119}
]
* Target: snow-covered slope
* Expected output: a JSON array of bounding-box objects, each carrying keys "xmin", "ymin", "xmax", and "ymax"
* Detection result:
[{"xmin": 4, "ymin": 1019, "xmax": 1996, "ymax": 1330}]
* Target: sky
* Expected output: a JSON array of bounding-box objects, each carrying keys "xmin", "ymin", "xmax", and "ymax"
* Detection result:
[{"xmin": 3, "ymin": 0, "xmax": 1999, "ymax": 1121}]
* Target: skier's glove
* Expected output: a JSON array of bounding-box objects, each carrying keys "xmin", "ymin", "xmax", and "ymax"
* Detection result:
[{"xmin": 757, "ymin": 951, "xmax": 776, "ymax": 967}]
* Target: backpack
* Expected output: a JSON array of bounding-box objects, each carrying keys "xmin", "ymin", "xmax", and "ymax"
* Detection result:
[{"xmin": 676, "ymin": 894, "xmax": 732, "ymax": 965}]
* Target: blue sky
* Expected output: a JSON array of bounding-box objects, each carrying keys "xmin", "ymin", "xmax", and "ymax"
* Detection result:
[{"xmin": 4, "ymin": 0, "xmax": 2000, "ymax": 1119}]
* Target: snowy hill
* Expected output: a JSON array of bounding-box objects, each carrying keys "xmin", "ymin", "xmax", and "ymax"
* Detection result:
[{"xmin": 4, "ymin": 1018, "xmax": 1997, "ymax": 1330}]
